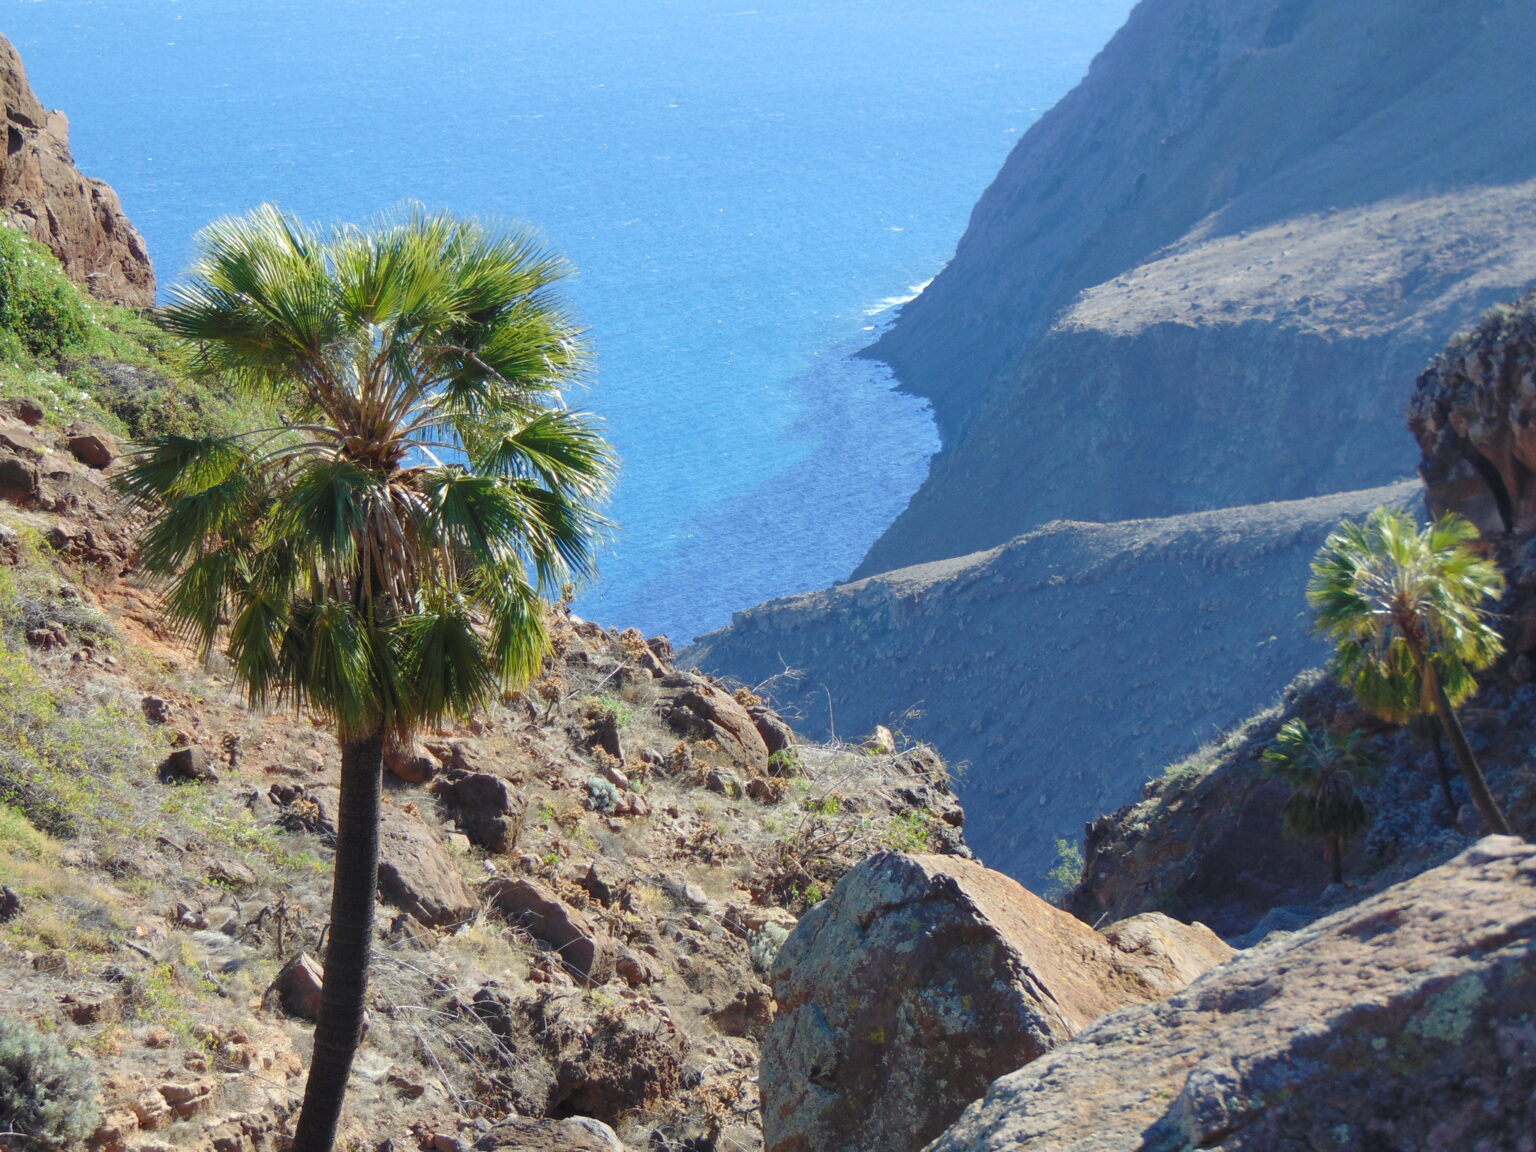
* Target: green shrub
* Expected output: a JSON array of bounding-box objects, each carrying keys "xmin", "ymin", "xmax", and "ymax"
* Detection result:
[
  {"xmin": 0, "ymin": 1015, "xmax": 101, "ymax": 1150},
  {"xmin": 0, "ymin": 227, "xmax": 96, "ymax": 364}
]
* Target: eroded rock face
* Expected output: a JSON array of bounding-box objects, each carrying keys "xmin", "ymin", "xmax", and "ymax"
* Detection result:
[
  {"xmin": 930, "ymin": 836, "xmax": 1536, "ymax": 1152},
  {"xmin": 1410, "ymin": 290, "xmax": 1536, "ymax": 539},
  {"xmin": 0, "ymin": 35, "xmax": 154, "ymax": 307},
  {"xmin": 761, "ymin": 852, "xmax": 1232, "ymax": 1152}
]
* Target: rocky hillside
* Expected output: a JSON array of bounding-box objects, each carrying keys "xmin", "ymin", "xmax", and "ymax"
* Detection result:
[
  {"xmin": 0, "ymin": 283, "xmax": 969, "ymax": 1152},
  {"xmin": 0, "ymin": 34, "xmax": 154, "ymax": 308},
  {"xmin": 688, "ymin": 481, "xmax": 1415, "ymax": 885},
  {"xmin": 859, "ymin": 0, "xmax": 1536, "ymax": 576}
]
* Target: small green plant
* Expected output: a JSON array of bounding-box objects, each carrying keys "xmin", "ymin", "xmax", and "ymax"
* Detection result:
[
  {"xmin": 767, "ymin": 747, "xmax": 802, "ymax": 777},
  {"xmin": 882, "ymin": 810, "xmax": 933, "ymax": 853},
  {"xmin": 802, "ymin": 793, "xmax": 842, "ymax": 817},
  {"xmin": 1046, "ymin": 837, "xmax": 1085, "ymax": 899},
  {"xmin": 590, "ymin": 692, "xmax": 635, "ymax": 726},
  {"xmin": 0, "ymin": 1014, "xmax": 101, "ymax": 1150},
  {"xmin": 0, "ymin": 227, "xmax": 97, "ymax": 365}
]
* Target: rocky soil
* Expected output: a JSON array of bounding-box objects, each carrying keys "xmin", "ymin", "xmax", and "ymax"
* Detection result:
[
  {"xmin": 0, "ymin": 35, "xmax": 155, "ymax": 308},
  {"xmin": 0, "ymin": 401, "xmax": 970, "ymax": 1152},
  {"xmin": 687, "ymin": 482, "xmax": 1417, "ymax": 886},
  {"xmin": 930, "ymin": 836, "xmax": 1536, "ymax": 1152}
]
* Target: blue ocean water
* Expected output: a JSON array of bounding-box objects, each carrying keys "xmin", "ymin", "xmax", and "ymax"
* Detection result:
[{"xmin": 7, "ymin": 0, "xmax": 1135, "ymax": 641}]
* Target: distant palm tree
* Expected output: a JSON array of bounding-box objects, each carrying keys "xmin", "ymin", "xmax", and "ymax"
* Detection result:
[
  {"xmin": 1262, "ymin": 719, "xmax": 1376, "ymax": 885},
  {"xmin": 118, "ymin": 204, "xmax": 615, "ymax": 1152},
  {"xmin": 1308, "ymin": 507, "xmax": 1510, "ymax": 835}
]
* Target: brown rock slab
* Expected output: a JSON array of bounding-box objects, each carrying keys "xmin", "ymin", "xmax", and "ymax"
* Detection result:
[
  {"xmin": 268, "ymin": 953, "xmax": 324, "ymax": 1021},
  {"xmin": 662, "ymin": 674, "xmax": 769, "ymax": 774},
  {"xmin": 376, "ymin": 805, "xmax": 477, "ymax": 928},
  {"xmin": 485, "ymin": 876, "xmax": 617, "ymax": 984},
  {"xmin": 762, "ymin": 852, "xmax": 1232, "ymax": 1152},
  {"xmin": 928, "ymin": 836, "xmax": 1536, "ymax": 1152},
  {"xmin": 64, "ymin": 426, "xmax": 115, "ymax": 469},
  {"xmin": 472, "ymin": 1116, "xmax": 628, "ymax": 1152}
]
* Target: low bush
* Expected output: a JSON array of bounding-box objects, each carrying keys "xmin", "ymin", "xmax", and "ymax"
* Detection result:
[{"xmin": 0, "ymin": 1015, "xmax": 101, "ymax": 1150}]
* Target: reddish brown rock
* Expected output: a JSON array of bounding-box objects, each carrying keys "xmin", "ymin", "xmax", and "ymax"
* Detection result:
[
  {"xmin": 268, "ymin": 953, "xmax": 324, "ymax": 1021},
  {"xmin": 484, "ymin": 876, "xmax": 617, "ymax": 984},
  {"xmin": 384, "ymin": 736, "xmax": 440, "ymax": 784},
  {"xmin": 376, "ymin": 805, "xmax": 477, "ymax": 928},
  {"xmin": 762, "ymin": 852, "xmax": 1232, "ymax": 1152},
  {"xmin": 662, "ymin": 673, "xmax": 770, "ymax": 774},
  {"xmin": 0, "ymin": 35, "xmax": 154, "ymax": 307},
  {"xmin": 929, "ymin": 837, "xmax": 1536, "ymax": 1152}
]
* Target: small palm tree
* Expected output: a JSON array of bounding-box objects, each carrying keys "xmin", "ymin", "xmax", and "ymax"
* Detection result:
[
  {"xmin": 1262, "ymin": 719, "xmax": 1376, "ymax": 885},
  {"xmin": 118, "ymin": 204, "xmax": 615, "ymax": 1152},
  {"xmin": 1308, "ymin": 506, "xmax": 1511, "ymax": 835}
]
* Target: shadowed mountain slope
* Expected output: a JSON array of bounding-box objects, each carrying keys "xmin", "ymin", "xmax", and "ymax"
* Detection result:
[
  {"xmin": 857, "ymin": 0, "xmax": 1536, "ymax": 576},
  {"xmin": 688, "ymin": 481, "xmax": 1417, "ymax": 885}
]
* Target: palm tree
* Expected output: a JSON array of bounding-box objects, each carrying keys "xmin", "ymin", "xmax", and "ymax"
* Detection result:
[
  {"xmin": 1262, "ymin": 719, "xmax": 1376, "ymax": 885},
  {"xmin": 1308, "ymin": 506, "xmax": 1511, "ymax": 835},
  {"xmin": 117, "ymin": 204, "xmax": 615, "ymax": 1152}
]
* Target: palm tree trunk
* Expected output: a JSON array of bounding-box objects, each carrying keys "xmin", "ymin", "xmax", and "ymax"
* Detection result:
[
  {"xmin": 1425, "ymin": 724, "xmax": 1458, "ymax": 820},
  {"xmin": 1428, "ymin": 681, "xmax": 1513, "ymax": 836},
  {"xmin": 1403, "ymin": 638, "xmax": 1513, "ymax": 837},
  {"xmin": 1324, "ymin": 835, "xmax": 1343, "ymax": 886},
  {"xmin": 292, "ymin": 727, "xmax": 385, "ymax": 1152}
]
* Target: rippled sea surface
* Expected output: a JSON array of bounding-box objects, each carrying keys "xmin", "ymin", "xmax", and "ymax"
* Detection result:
[{"xmin": 8, "ymin": 0, "xmax": 1134, "ymax": 640}]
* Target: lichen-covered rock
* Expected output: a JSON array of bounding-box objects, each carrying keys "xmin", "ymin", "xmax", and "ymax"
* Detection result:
[
  {"xmin": 761, "ymin": 852, "xmax": 1231, "ymax": 1152},
  {"xmin": 929, "ymin": 836, "xmax": 1536, "ymax": 1152},
  {"xmin": 0, "ymin": 35, "xmax": 154, "ymax": 306}
]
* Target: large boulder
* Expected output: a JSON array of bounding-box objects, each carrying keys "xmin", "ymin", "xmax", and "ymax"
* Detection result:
[
  {"xmin": 661, "ymin": 674, "xmax": 770, "ymax": 774},
  {"xmin": 0, "ymin": 35, "xmax": 154, "ymax": 306},
  {"xmin": 761, "ymin": 852, "xmax": 1231, "ymax": 1152},
  {"xmin": 375, "ymin": 805, "xmax": 477, "ymax": 929},
  {"xmin": 929, "ymin": 836, "xmax": 1536, "ymax": 1152},
  {"xmin": 484, "ymin": 877, "xmax": 618, "ymax": 985}
]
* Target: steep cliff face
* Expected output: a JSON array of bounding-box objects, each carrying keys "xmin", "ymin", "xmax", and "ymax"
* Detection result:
[
  {"xmin": 0, "ymin": 35, "xmax": 154, "ymax": 307},
  {"xmin": 687, "ymin": 481, "xmax": 1416, "ymax": 886},
  {"xmin": 857, "ymin": 0, "xmax": 1536, "ymax": 576}
]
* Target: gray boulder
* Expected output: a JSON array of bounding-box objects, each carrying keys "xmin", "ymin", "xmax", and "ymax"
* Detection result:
[
  {"xmin": 761, "ymin": 853, "xmax": 1231, "ymax": 1152},
  {"xmin": 929, "ymin": 836, "xmax": 1536, "ymax": 1152}
]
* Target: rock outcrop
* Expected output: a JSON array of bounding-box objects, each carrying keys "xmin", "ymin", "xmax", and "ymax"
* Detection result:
[
  {"xmin": 762, "ymin": 853, "xmax": 1231, "ymax": 1152},
  {"xmin": 1410, "ymin": 290, "xmax": 1536, "ymax": 540},
  {"xmin": 859, "ymin": 0, "xmax": 1536, "ymax": 577},
  {"xmin": 928, "ymin": 836, "xmax": 1536, "ymax": 1152},
  {"xmin": 0, "ymin": 34, "xmax": 154, "ymax": 307},
  {"xmin": 689, "ymin": 482, "xmax": 1417, "ymax": 885}
]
